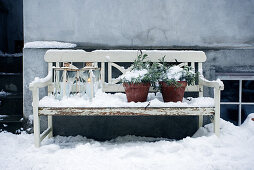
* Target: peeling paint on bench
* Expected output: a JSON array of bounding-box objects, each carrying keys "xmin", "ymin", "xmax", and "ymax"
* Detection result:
[{"xmin": 39, "ymin": 107, "xmax": 215, "ymax": 116}]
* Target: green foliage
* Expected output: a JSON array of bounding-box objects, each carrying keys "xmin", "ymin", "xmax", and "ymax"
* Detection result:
[
  {"xmin": 182, "ymin": 65, "xmax": 199, "ymax": 86},
  {"xmin": 132, "ymin": 53, "xmax": 149, "ymax": 71},
  {"xmin": 148, "ymin": 57, "xmax": 198, "ymax": 90},
  {"xmin": 120, "ymin": 54, "xmax": 199, "ymax": 87},
  {"xmin": 120, "ymin": 53, "xmax": 153, "ymax": 84}
]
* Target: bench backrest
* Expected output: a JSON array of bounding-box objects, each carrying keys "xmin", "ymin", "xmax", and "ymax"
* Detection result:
[{"xmin": 44, "ymin": 50, "xmax": 206, "ymax": 97}]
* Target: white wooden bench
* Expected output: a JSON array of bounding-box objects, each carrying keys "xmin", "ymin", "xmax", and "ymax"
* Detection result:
[{"xmin": 29, "ymin": 50, "xmax": 224, "ymax": 147}]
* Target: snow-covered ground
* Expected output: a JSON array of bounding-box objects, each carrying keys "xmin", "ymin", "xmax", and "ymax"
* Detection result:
[{"xmin": 0, "ymin": 114, "xmax": 254, "ymax": 170}]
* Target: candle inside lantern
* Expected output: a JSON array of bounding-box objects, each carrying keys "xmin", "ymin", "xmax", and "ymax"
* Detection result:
[
  {"xmin": 81, "ymin": 63, "xmax": 101, "ymax": 101},
  {"xmin": 86, "ymin": 77, "xmax": 94, "ymax": 101}
]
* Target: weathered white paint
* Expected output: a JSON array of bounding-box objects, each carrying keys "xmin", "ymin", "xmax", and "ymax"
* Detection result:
[
  {"xmin": 47, "ymin": 116, "xmax": 53, "ymax": 138},
  {"xmin": 40, "ymin": 127, "xmax": 52, "ymax": 142},
  {"xmin": 44, "ymin": 50, "xmax": 207, "ymax": 62},
  {"xmin": 108, "ymin": 62, "xmax": 112, "ymax": 84},
  {"xmin": 198, "ymin": 62, "xmax": 204, "ymax": 128},
  {"xmin": 214, "ymin": 87, "xmax": 221, "ymax": 136},
  {"xmin": 199, "ymin": 75, "xmax": 224, "ymax": 90},
  {"xmin": 199, "ymin": 75, "xmax": 224, "ymax": 136},
  {"xmin": 32, "ymin": 88, "xmax": 40, "ymax": 148},
  {"xmin": 39, "ymin": 107, "xmax": 215, "ymax": 116}
]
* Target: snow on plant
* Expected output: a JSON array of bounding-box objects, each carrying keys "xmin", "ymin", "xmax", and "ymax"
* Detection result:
[
  {"xmin": 165, "ymin": 65, "xmax": 196, "ymax": 84},
  {"xmin": 119, "ymin": 69, "xmax": 149, "ymax": 83},
  {"xmin": 149, "ymin": 57, "xmax": 198, "ymax": 89},
  {"xmin": 166, "ymin": 65, "xmax": 185, "ymax": 80},
  {"xmin": 163, "ymin": 65, "xmax": 197, "ymax": 87},
  {"xmin": 119, "ymin": 53, "xmax": 151, "ymax": 84}
]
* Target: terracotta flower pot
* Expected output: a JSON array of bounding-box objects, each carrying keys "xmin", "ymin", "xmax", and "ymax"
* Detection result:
[
  {"xmin": 160, "ymin": 81, "xmax": 187, "ymax": 102},
  {"xmin": 123, "ymin": 83, "xmax": 150, "ymax": 102}
]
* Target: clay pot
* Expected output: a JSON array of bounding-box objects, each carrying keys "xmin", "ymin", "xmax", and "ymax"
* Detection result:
[
  {"xmin": 160, "ymin": 81, "xmax": 187, "ymax": 102},
  {"xmin": 123, "ymin": 83, "xmax": 150, "ymax": 102}
]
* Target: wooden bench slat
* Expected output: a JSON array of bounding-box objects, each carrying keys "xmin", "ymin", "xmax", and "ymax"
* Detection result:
[
  {"xmin": 44, "ymin": 50, "xmax": 207, "ymax": 62},
  {"xmin": 39, "ymin": 107, "xmax": 215, "ymax": 116}
]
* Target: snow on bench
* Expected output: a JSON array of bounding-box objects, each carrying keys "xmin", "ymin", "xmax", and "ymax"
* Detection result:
[
  {"xmin": 29, "ymin": 49, "xmax": 224, "ymax": 147},
  {"xmin": 39, "ymin": 91, "xmax": 214, "ymax": 108}
]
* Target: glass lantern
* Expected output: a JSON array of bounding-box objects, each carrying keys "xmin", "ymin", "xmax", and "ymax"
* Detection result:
[
  {"xmin": 80, "ymin": 62, "xmax": 101, "ymax": 101},
  {"xmin": 53, "ymin": 63, "xmax": 79, "ymax": 100},
  {"xmin": 53, "ymin": 62, "xmax": 101, "ymax": 101}
]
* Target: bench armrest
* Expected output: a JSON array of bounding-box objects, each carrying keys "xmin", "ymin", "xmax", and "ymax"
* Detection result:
[
  {"xmin": 199, "ymin": 75, "xmax": 224, "ymax": 90},
  {"xmin": 199, "ymin": 75, "xmax": 224, "ymax": 137},
  {"xmin": 29, "ymin": 71, "xmax": 52, "ymax": 90}
]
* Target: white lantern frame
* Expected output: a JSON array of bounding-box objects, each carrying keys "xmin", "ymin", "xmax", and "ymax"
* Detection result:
[{"xmin": 53, "ymin": 62, "xmax": 101, "ymax": 101}]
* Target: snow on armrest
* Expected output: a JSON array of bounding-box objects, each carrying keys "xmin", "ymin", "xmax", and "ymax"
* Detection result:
[
  {"xmin": 29, "ymin": 71, "xmax": 52, "ymax": 89},
  {"xmin": 199, "ymin": 75, "xmax": 224, "ymax": 90}
]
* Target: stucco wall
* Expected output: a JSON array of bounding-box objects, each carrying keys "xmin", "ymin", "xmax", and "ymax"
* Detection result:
[{"xmin": 24, "ymin": 0, "xmax": 254, "ymax": 48}]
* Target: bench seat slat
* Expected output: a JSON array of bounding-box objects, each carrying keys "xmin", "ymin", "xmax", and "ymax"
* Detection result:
[{"xmin": 39, "ymin": 107, "xmax": 215, "ymax": 116}]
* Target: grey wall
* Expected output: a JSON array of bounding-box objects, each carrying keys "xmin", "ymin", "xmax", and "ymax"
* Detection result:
[
  {"xmin": 24, "ymin": 0, "xmax": 254, "ymax": 48},
  {"xmin": 23, "ymin": 0, "xmax": 254, "ymax": 139}
]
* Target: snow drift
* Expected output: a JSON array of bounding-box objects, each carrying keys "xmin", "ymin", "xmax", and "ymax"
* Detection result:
[{"xmin": 0, "ymin": 114, "xmax": 254, "ymax": 170}]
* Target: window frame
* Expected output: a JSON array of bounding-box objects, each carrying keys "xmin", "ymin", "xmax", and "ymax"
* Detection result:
[{"xmin": 217, "ymin": 73, "xmax": 254, "ymax": 125}]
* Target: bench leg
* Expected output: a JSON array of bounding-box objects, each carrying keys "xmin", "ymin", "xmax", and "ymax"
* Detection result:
[
  {"xmin": 198, "ymin": 115, "xmax": 203, "ymax": 128},
  {"xmin": 214, "ymin": 87, "xmax": 220, "ymax": 137},
  {"xmin": 32, "ymin": 88, "xmax": 41, "ymax": 147},
  {"xmin": 48, "ymin": 115, "xmax": 53, "ymax": 138},
  {"xmin": 34, "ymin": 113, "xmax": 40, "ymax": 148},
  {"xmin": 214, "ymin": 113, "xmax": 220, "ymax": 136}
]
